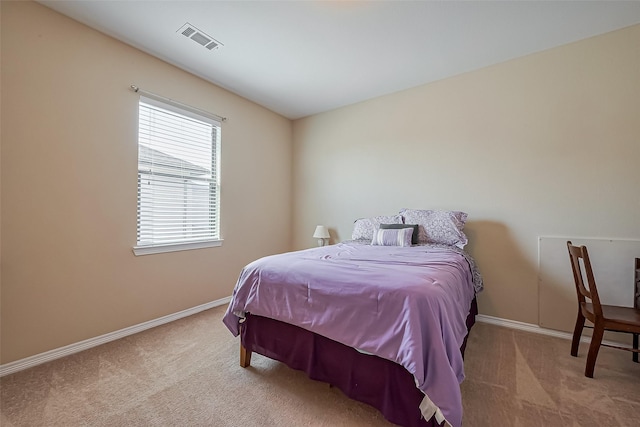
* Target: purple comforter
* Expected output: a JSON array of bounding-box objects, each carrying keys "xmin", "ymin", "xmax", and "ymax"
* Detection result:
[{"xmin": 223, "ymin": 241, "xmax": 481, "ymax": 427}]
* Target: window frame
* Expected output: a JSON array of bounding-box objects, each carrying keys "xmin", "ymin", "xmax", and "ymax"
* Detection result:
[{"xmin": 133, "ymin": 95, "xmax": 222, "ymax": 256}]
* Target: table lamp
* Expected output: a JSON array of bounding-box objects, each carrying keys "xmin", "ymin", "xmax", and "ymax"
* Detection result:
[{"xmin": 313, "ymin": 225, "xmax": 330, "ymax": 247}]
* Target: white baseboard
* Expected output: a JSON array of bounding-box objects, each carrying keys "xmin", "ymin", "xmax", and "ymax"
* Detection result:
[
  {"xmin": 0, "ymin": 304, "xmax": 619, "ymax": 378},
  {"xmin": 476, "ymin": 314, "xmax": 574, "ymax": 339},
  {"xmin": 0, "ymin": 296, "xmax": 231, "ymax": 377},
  {"xmin": 476, "ymin": 314, "xmax": 623, "ymax": 347}
]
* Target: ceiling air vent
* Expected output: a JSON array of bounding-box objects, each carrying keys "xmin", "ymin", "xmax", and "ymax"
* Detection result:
[{"xmin": 177, "ymin": 23, "xmax": 223, "ymax": 51}]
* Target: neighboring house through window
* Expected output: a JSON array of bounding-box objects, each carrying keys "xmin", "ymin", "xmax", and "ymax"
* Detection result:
[{"xmin": 133, "ymin": 96, "xmax": 221, "ymax": 255}]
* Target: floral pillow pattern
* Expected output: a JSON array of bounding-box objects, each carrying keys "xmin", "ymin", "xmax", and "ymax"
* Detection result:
[
  {"xmin": 351, "ymin": 215, "xmax": 403, "ymax": 241},
  {"xmin": 399, "ymin": 209, "xmax": 468, "ymax": 248}
]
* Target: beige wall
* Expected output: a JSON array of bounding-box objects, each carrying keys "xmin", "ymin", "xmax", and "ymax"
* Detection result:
[
  {"xmin": 2, "ymin": 1, "xmax": 639, "ymax": 365},
  {"xmin": 292, "ymin": 24, "xmax": 640, "ymax": 326},
  {"xmin": 1, "ymin": 2, "xmax": 292, "ymax": 364}
]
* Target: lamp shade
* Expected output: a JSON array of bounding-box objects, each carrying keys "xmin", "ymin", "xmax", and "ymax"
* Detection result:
[{"xmin": 313, "ymin": 225, "xmax": 330, "ymax": 239}]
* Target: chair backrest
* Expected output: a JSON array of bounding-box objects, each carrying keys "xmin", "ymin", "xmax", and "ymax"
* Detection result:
[{"xmin": 567, "ymin": 241, "xmax": 603, "ymax": 316}]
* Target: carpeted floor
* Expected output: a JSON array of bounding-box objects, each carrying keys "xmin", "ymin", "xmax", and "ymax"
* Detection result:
[{"xmin": 1, "ymin": 305, "xmax": 639, "ymax": 426}]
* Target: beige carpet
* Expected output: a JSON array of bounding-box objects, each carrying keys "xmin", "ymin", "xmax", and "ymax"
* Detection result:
[{"xmin": 1, "ymin": 305, "xmax": 639, "ymax": 427}]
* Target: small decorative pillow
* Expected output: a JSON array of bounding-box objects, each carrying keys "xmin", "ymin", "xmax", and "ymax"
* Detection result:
[
  {"xmin": 371, "ymin": 227, "xmax": 413, "ymax": 247},
  {"xmin": 351, "ymin": 215, "xmax": 403, "ymax": 241},
  {"xmin": 399, "ymin": 209, "xmax": 468, "ymax": 248},
  {"xmin": 379, "ymin": 223, "xmax": 419, "ymax": 245}
]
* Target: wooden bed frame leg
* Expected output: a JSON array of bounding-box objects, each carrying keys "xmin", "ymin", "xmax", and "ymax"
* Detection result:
[{"xmin": 240, "ymin": 343, "xmax": 252, "ymax": 368}]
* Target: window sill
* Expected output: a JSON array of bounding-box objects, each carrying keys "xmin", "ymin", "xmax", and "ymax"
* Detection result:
[{"xmin": 133, "ymin": 239, "xmax": 223, "ymax": 256}]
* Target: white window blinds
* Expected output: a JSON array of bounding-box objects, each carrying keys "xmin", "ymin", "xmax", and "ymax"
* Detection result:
[{"xmin": 135, "ymin": 96, "xmax": 221, "ymax": 253}]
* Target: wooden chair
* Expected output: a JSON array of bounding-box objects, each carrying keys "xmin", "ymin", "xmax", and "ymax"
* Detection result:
[{"xmin": 566, "ymin": 241, "xmax": 640, "ymax": 378}]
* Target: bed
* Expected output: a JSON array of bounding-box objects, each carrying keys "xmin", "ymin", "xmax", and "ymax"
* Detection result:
[{"xmin": 223, "ymin": 210, "xmax": 483, "ymax": 427}]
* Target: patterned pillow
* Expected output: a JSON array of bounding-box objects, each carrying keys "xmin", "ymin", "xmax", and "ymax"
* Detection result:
[
  {"xmin": 371, "ymin": 228, "xmax": 413, "ymax": 247},
  {"xmin": 399, "ymin": 209, "xmax": 468, "ymax": 248},
  {"xmin": 351, "ymin": 215, "xmax": 403, "ymax": 241},
  {"xmin": 379, "ymin": 223, "xmax": 419, "ymax": 245}
]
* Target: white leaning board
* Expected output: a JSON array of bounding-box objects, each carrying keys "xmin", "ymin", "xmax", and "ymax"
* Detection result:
[{"xmin": 538, "ymin": 237, "xmax": 640, "ymax": 333}]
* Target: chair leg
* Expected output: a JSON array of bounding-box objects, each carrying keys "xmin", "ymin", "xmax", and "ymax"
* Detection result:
[
  {"xmin": 585, "ymin": 323, "xmax": 605, "ymax": 378},
  {"xmin": 571, "ymin": 311, "xmax": 585, "ymax": 357},
  {"xmin": 633, "ymin": 333, "xmax": 639, "ymax": 363}
]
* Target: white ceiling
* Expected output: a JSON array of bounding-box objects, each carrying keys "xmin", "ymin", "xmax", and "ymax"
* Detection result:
[{"xmin": 39, "ymin": 1, "xmax": 640, "ymax": 119}]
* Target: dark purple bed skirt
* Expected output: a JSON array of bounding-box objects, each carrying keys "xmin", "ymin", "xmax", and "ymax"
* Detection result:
[{"xmin": 241, "ymin": 297, "xmax": 478, "ymax": 427}]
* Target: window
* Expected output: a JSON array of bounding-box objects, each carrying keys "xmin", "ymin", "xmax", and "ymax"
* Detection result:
[{"xmin": 133, "ymin": 96, "xmax": 221, "ymax": 255}]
